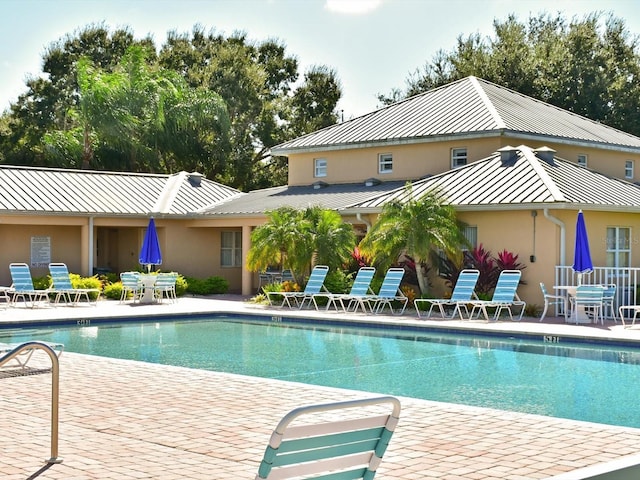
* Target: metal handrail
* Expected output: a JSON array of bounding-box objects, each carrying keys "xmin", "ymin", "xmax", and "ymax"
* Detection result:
[{"xmin": 0, "ymin": 341, "xmax": 63, "ymax": 464}]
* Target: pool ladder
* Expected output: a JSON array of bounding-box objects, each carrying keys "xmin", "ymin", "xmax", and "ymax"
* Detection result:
[{"xmin": 0, "ymin": 341, "xmax": 63, "ymax": 464}]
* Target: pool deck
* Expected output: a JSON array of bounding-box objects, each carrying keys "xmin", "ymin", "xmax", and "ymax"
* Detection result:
[{"xmin": 3, "ymin": 296, "xmax": 640, "ymax": 479}]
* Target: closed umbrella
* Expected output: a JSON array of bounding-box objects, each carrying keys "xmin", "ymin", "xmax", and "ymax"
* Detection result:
[
  {"xmin": 572, "ymin": 210, "xmax": 593, "ymax": 285},
  {"xmin": 139, "ymin": 218, "xmax": 162, "ymax": 273}
]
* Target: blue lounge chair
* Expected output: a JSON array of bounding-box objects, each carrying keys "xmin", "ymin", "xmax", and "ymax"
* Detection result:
[
  {"xmin": 313, "ymin": 267, "xmax": 376, "ymax": 313},
  {"xmin": 414, "ymin": 269, "xmax": 480, "ymax": 319},
  {"xmin": 9, "ymin": 263, "xmax": 51, "ymax": 308},
  {"xmin": 368, "ymin": 267, "xmax": 408, "ymax": 315},
  {"xmin": 467, "ymin": 269, "xmax": 525, "ymax": 321},
  {"xmin": 255, "ymin": 395, "xmax": 401, "ymax": 480},
  {"xmin": 267, "ymin": 265, "xmax": 330, "ymax": 309},
  {"xmin": 48, "ymin": 263, "xmax": 100, "ymax": 306}
]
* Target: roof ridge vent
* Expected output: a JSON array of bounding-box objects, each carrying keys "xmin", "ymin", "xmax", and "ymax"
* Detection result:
[
  {"xmin": 533, "ymin": 146, "xmax": 556, "ymax": 164},
  {"xmin": 364, "ymin": 177, "xmax": 381, "ymax": 187},
  {"xmin": 312, "ymin": 181, "xmax": 329, "ymax": 190},
  {"xmin": 497, "ymin": 146, "xmax": 519, "ymax": 165},
  {"xmin": 188, "ymin": 172, "xmax": 203, "ymax": 187}
]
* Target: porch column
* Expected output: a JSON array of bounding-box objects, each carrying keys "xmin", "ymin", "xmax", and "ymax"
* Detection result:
[
  {"xmin": 80, "ymin": 222, "xmax": 90, "ymax": 276},
  {"xmin": 241, "ymin": 225, "xmax": 252, "ymax": 295}
]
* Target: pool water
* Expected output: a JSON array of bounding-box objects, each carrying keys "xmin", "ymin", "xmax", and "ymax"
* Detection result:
[{"xmin": 3, "ymin": 317, "xmax": 640, "ymax": 428}]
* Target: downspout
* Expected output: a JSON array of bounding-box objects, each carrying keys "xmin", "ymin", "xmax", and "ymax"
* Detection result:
[
  {"xmin": 543, "ymin": 208, "xmax": 565, "ymax": 266},
  {"xmin": 356, "ymin": 213, "xmax": 371, "ymax": 233},
  {"xmin": 88, "ymin": 216, "xmax": 94, "ymax": 275}
]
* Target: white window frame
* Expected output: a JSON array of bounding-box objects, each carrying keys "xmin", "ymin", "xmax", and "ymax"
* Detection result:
[
  {"xmin": 625, "ymin": 160, "xmax": 634, "ymax": 179},
  {"xmin": 462, "ymin": 226, "xmax": 477, "ymax": 251},
  {"xmin": 577, "ymin": 154, "xmax": 587, "ymax": 167},
  {"xmin": 378, "ymin": 153, "xmax": 393, "ymax": 174},
  {"xmin": 451, "ymin": 148, "xmax": 467, "ymax": 168},
  {"xmin": 606, "ymin": 227, "xmax": 631, "ymax": 268},
  {"xmin": 221, "ymin": 231, "xmax": 242, "ymax": 267},
  {"xmin": 314, "ymin": 158, "xmax": 327, "ymax": 178}
]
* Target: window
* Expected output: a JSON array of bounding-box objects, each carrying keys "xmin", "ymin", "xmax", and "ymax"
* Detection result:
[
  {"xmin": 462, "ymin": 226, "xmax": 477, "ymax": 250},
  {"xmin": 314, "ymin": 158, "xmax": 327, "ymax": 178},
  {"xmin": 606, "ymin": 227, "xmax": 631, "ymax": 268},
  {"xmin": 625, "ymin": 160, "xmax": 634, "ymax": 179},
  {"xmin": 577, "ymin": 154, "xmax": 587, "ymax": 167},
  {"xmin": 221, "ymin": 231, "xmax": 242, "ymax": 267},
  {"xmin": 451, "ymin": 148, "xmax": 467, "ymax": 168},
  {"xmin": 378, "ymin": 153, "xmax": 393, "ymax": 174}
]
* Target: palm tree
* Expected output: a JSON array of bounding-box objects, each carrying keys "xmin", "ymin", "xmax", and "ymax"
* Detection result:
[
  {"xmin": 358, "ymin": 185, "xmax": 466, "ymax": 295},
  {"xmin": 304, "ymin": 206, "xmax": 356, "ymax": 271},
  {"xmin": 247, "ymin": 207, "xmax": 311, "ymax": 279}
]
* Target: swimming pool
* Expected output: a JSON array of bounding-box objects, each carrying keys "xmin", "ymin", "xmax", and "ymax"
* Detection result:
[{"xmin": 2, "ymin": 316, "xmax": 639, "ymax": 428}]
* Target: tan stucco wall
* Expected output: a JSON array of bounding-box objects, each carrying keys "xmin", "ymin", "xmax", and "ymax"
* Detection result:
[
  {"xmin": 287, "ymin": 137, "xmax": 503, "ymax": 186},
  {"xmin": 288, "ymin": 137, "xmax": 640, "ymax": 186}
]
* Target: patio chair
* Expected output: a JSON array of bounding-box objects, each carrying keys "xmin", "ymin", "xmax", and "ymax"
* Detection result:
[
  {"xmin": 467, "ymin": 270, "xmax": 525, "ymax": 321},
  {"xmin": 313, "ymin": 267, "xmax": 376, "ymax": 313},
  {"xmin": 539, "ymin": 282, "xmax": 567, "ymax": 321},
  {"xmin": 48, "ymin": 263, "xmax": 100, "ymax": 306},
  {"xmin": 570, "ymin": 284, "xmax": 605, "ymax": 325},
  {"xmin": 1, "ymin": 340, "xmax": 64, "ymax": 372},
  {"xmin": 153, "ymin": 272, "xmax": 178, "ymax": 303},
  {"xmin": 368, "ymin": 267, "xmax": 408, "ymax": 315},
  {"xmin": 266, "ymin": 265, "xmax": 330, "ymax": 309},
  {"xmin": 255, "ymin": 395, "xmax": 401, "ymax": 480},
  {"xmin": 120, "ymin": 271, "xmax": 142, "ymax": 303},
  {"xmin": 414, "ymin": 269, "xmax": 480, "ymax": 319},
  {"xmin": 602, "ymin": 283, "xmax": 617, "ymax": 323},
  {"xmin": 9, "ymin": 262, "xmax": 51, "ymax": 308}
]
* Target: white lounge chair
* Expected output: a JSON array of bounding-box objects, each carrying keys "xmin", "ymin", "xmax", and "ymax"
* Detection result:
[
  {"xmin": 467, "ymin": 270, "xmax": 525, "ymax": 321},
  {"xmin": 415, "ymin": 269, "xmax": 480, "ymax": 319},
  {"xmin": 267, "ymin": 266, "xmax": 330, "ymax": 309},
  {"xmin": 9, "ymin": 262, "xmax": 51, "ymax": 308},
  {"xmin": 368, "ymin": 267, "xmax": 408, "ymax": 315},
  {"xmin": 255, "ymin": 395, "xmax": 401, "ymax": 480},
  {"xmin": 48, "ymin": 263, "xmax": 100, "ymax": 306},
  {"xmin": 313, "ymin": 267, "xmax": 376, "ymax": 313}
]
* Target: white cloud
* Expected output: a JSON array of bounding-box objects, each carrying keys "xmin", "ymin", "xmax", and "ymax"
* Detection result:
[{"xmin": 325, "ymin": 0, "xmax": 383, "ymax": 15}]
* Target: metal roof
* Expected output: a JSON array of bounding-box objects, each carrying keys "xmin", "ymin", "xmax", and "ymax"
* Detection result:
[
  {"xmin": 272, "ymin": 76, "xmax": 640, "ymax": 154},
  {"xmin": 347, "ymin": 145, "xmax": 640, "ymax": 212},
  {"xmin": 0, "ymin": 166, "xmax": 242, "ymax": 217},
  {"xmin": 200, "ymin": 180, "xmax": 407, "ymax": 216}
]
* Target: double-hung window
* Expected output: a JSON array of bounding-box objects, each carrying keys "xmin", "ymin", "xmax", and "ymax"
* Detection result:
[
  {"xmin": 314, "ymin": 158, "xmax": 327, "ymax": 178},
  {"xmin": 451, "ymin": 148, "xmax": 467, "ymax": 168},
  {"xmin": 625, "ymin": 160, "xmax": 634, "ymax": 179},
  {"xmin": 606, "ymin": 227, "xmax": 631, "ymax": 268},
  {"xmin": 221, "ymin": 231, "xmax": 242, "ymax": 267},
  {"xmin": 378, "ymin": 153, "xmax": 393, "ymax": 174}
]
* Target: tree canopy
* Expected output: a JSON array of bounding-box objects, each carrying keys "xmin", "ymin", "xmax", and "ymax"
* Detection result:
[
  {"xmin": 0, "ymin": 24, "xmax": 342, "ymax": 190},
  {"xmin": 379, "ymin": 12, "xmax": 640, "ymax": 136}
]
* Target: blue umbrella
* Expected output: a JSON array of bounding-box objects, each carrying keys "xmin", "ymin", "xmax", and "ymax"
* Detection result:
[
  {"xmin": 139, "ymin": 218, "xmax": 162, "ymax": 273},
  {"xmin": 572, "ymin": 210, "xmax": 593, "ymax": 284}
]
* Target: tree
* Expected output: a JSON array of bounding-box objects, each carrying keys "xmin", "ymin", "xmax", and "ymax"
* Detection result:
[
  {"xmin": 247, "ymin": 206, "xmax": 356, "ymax": 281},
  {"xmin": 358, "ymin": 185, "xmax": 466, "ymax": 295},
  {"xmin": 379, "ymin": 12, "xmax": 640, "ymax": 135}
]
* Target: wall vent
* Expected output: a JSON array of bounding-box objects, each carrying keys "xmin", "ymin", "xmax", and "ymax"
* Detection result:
[
  {"xmin": 312, "ymin": 181, "xmax": 329, "ymax": 190},
  {"xmin": 496, "ymin": 146, "xmax": 519, "ymax": 165}
]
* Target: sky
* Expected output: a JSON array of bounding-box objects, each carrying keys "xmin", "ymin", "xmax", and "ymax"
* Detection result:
[{"xmin": 1, "ymin": 0, "xmax": 640, "ymax": 119}]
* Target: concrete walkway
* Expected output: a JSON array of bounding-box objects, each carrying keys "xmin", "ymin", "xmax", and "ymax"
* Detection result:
[{"xmin": 2, "ymin": 296, "xmax": 640, "ymax": 479}]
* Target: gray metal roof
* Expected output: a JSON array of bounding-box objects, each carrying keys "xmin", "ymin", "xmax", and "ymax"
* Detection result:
[
  {"xmin": 0, "ymin": 166, "xmax": 242, "ymax": 217},
  {"xmin": 272, "ymin": 76, "xmax": 640, "ymax": 154},
  {"xmin": 347, "ymin": 145, "xmax": 640, "ymax": 212},
  {"xmin": 200, "ymin": 180, "xmax": 407, "ymax": 216}
]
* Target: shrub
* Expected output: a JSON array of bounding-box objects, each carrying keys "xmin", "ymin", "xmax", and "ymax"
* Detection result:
[
  {"xmin": 104, "ymin": 282, "xmax": 123, "ymax": 300},
  {"xmin": 70, "ymin": 273, "xmax": 102, "ymax": 301},
  {"xmin": 184, "ymin": 276, "xmax": 229, "ymax": 295},
  {"xmin": 323, "ymin": 269, "xmax": 353, "ymax": 294}
]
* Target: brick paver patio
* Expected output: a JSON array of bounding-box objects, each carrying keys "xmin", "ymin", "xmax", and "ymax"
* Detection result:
[{"xmin": 2, "ymin": 297, "xmax": 640, "ymax": 479}]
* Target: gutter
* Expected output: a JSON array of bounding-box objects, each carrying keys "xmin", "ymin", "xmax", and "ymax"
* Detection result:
[
  {"xmin": 356, "ymin": 213, "xmax": 371, "ymax": 233},
  {"xmin": 544, "ymin": 208, "xmax": 565, "ymax": 265}
]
